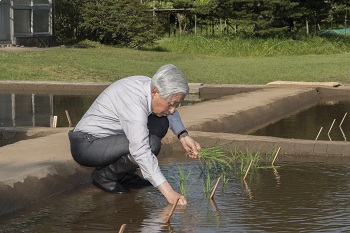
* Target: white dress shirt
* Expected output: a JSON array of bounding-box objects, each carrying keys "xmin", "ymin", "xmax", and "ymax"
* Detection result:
[{"xmin": 74, "ymin": 75, "xmax": 186, "ymax": 187}]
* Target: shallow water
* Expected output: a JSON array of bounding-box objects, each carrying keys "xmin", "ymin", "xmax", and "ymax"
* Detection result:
[
  {"xmin": 0, "ymin": 160, "xmax": 349, "ymax": 233},
  {"xmin": 0, "ymin": 93, "xmax": 97, "ymax": 127},
  {"xmin": 250, "ymin": 100, "xmax": 350, "ymax": 141},
  {"xmin": 0, "ymin": 93, "xmax": 197, "ymax": 128}
]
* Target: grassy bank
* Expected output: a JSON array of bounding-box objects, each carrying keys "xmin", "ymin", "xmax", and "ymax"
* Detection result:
[
  {"xmin": 0, "ymin": 39, "xmax": 349, "ymax": 84},
  {"xmin": 150, "ymin": 35, "xmax": 350, "ymax": 57}
]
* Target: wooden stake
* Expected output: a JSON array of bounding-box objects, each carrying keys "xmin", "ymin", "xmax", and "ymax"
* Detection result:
[
  {"xmin": 339, "ymin": 112, "xmax": 347, "ymax": 127},
  {"xmin": 118, "ymin": 224, "xmax": 126, "ymax": 233},
  {"xmin": 243, "ymin": 179, "xmax": 253, "ymax": 199},
  {"xmin": 165, "ymin": 198, "xmax": 179, "ymax": 223},
  {"xmin": 243, "ymin": 160, "xmax": 253, "ymax": 180},
  {"xmin": 339, "ymin": 113, "xmax": 347, "ymax": 141},
  {"xmin": 210, "ymin": 176, "xmax": 221, "ymax": 200},
  {"xmin": 328, "ymin": 119, "xmax": 336, "ymax": 141},
  {"xmin": 271, "ymin": 147, "xmax": 281, "ymax": 166},
  {"xmin": 340, "ymin": 126, "xmax": 347, "ymax": 141},
  {"xmin": 315, "ymin": 127, "xmax": 323, "ymax": 140},
  {"xmin": 65, "ymin": 110, "xmax": 72, "ymax": 127},
  {"xmin": 52, "ymin": 116, "xmax": 57, "ymax": 128}
]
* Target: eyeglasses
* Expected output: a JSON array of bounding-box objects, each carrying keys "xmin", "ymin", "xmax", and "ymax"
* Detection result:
[{"xmin": 167, "ymin": 101, "xmax": 182, "ymax": 109}]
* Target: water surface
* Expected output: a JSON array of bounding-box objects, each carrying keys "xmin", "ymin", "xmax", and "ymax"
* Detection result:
[
  {"xmin": 0, "ymin": 160, "xmax": 349, "ymax": 233},
  {"xmin": 250, "ymin": 100, "xmax": 350, "ymax": 141}
]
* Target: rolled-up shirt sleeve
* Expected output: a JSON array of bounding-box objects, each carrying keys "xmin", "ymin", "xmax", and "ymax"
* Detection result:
[
  {"xmin": 168, "ymin": 110, "xmax": 186, "ymax": 136},
  {"xmin": 117, "ymin": 91, "xmax": 166, "ymax": 187}
]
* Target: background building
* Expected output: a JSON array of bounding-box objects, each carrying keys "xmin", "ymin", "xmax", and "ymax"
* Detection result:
[{"xmin": 0, "ymin": 0, "xmax": 56, "ymax": 47}]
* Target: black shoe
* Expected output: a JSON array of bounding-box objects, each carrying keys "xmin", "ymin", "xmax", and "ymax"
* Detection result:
[
  {"xmin": 92, "ymin": 170, "xmax": 131, "ymax": 194},
  {"xmin": 120, "ymin": 173, "xmax": 152, "ymax": 188}
]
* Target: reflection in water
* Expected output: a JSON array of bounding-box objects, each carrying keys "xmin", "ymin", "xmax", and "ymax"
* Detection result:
[
  {"xmin": 0, "ymin": 93, "xmax": 97, "ymax": 127},
  {"xmin": 0, "ymin": 94, "xmax": 197, "ymax": 128},
  {"xmin": 0, "ymin": 160, "xmax": 349, "ymax": 232},
  {"xmin": 250, "ymin": 101, "xmax": 350, "ymax": 141}
]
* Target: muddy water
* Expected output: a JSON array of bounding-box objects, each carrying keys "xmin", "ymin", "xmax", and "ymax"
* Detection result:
[
  {"xmin": 250, "ymin": 101, "xmax": 350, "ymax": 141},
  {"xmin": 0, "ymin": 159, "xmax": 349, "ymax": 232}
]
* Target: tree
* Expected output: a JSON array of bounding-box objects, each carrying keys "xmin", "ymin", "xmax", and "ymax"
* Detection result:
[
  {"xmin": 81, "ymin": 0, "xmax": 162, "ymax": 48},
  {"xmin": 54, "ymin": 0, "xmax": 84, "ymax": 42},
  {"xmin": 251, "ymin": 0, "xmax": 300, "ymax": 37},
  {"xmin": 329, "ymin": 0, "xmax": 350, "ymax": 29},
  {"xmin": 293, "ymin": 0, "xmax": 331, "ymax": 34}
]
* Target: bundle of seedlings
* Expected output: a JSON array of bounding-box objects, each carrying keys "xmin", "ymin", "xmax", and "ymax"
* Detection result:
[
  {"xmin": 178, "ymin": 146, "xmax": 281, "ymax": 198},
  {"xmin": 197, "ymin": 145, "xmax": 232, "ymax": 169},
  {"xmin": 196, "ymin": 146, "xmax": 232, "ymax": 196}
]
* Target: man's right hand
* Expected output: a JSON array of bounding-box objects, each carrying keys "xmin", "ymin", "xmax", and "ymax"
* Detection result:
[{"xmin": 158, "ymin": 181, "xmax": 188, "ymax": 205}]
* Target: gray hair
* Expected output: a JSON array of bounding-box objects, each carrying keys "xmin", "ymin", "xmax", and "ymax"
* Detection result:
[{"xmin": 151, "ymin": 64, "xmax": 189, "ymax": 99}]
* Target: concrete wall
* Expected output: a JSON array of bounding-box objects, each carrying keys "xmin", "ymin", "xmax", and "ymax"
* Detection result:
[{"xmin": 1, "ymin": 82, "xmax": 350, "ymax": 216}]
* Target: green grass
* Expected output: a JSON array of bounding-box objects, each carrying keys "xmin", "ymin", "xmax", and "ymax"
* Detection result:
[
  {"xmin": 151, "ymin": 35, "xmax": 350, "ymax": 57},
  {"xmin": 1, "ymin": 39, "xmax": 349, "ymax": 84}
]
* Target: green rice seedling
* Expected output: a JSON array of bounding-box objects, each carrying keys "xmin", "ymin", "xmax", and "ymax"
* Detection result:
[
  {"xmin": 220, "ymin": 166, "xmax": 229, "ymax": 186},
  {"xmin": 197, "ymin": 146, "xmax": 231, "ymax": 169},
  {"xmin": 202, "ymin": 170, "xmax": 216, "ymax": 197},
  {"xmin": 197, "ymin": 146, "xmax": 231, "ymax": 181},
  {"xmin": 175, "ymin": 162, "xmax": 194, "ymax": 198},
  {"xmin": 196, "ymin": 146, "xmax": 234, "ymax": 194},
  {"xmin": 239, "ymin": 148, "xmax": 261, "ymax": 174}
]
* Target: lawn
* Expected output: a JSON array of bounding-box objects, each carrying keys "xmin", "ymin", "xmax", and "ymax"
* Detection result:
[{"xmin": 0, "ymin": 39, "xmax": 349, "ymax": 84}]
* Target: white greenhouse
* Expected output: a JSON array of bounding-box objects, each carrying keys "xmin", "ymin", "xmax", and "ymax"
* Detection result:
[{"xmin": 0, "ymin": 0, "xmax": 56, "ymax": 47}]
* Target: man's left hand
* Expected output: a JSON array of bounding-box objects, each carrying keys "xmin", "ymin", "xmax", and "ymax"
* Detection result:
[{"xmin": 180, "ymin": 135, "xmax": 201, "ymax": 158}]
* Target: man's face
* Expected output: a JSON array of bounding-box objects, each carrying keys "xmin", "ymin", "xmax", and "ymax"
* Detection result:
[{"xmin": 151, "ymin": 88, "xmax": 184, "ymax": 117}]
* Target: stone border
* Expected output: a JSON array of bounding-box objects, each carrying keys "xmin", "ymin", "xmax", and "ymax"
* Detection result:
[{"xmin": 1, "ymin": 81, "xmax": 350, "ymax": 215}]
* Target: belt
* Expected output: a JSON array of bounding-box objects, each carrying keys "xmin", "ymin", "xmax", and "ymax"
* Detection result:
[{"xmin": 68, "ymin": 130, "xmax": 96, "ymax": 139}]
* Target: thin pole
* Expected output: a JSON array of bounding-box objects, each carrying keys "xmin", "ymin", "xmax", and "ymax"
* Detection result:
[
  {"xmin": 52, "ymin": 116, "xmax": 57, "ymax": 128},
  {"xmin": 315, "ymin": 127, "xmax": 323, "ymax": 140},
  {"xmin": 328, "ymin": 119, "xmax": 336, "ymax": 141},
  {"xmin": 271, "ymin": 147, "xmax": 281, "ymax": 166},
  {"xmin": 243, "ymin": 179, "xmax": 252, "ymax": 199},
  {"xmin": 194, "ymin": 14, "xmax": 197, "ymax": 35},
  {"xmin": 32, "ymin": 94, "xmax": 35, "ymax": 127},
  {"xmin": 243, "ymin": 160, "xmax": 253, "ymax": 180},
  {"xmin": 210, "ymin": 176, "xmax": 221, "ymax": 200},
  {"xmin": 65, "ymin": 110, "xmax": 72, "ymax": 127},
  {"xmin": 166, "ymin": 198, "xmax": 179, "ymax": 223},
  {"xmin": 339, "ymin": 112, "xmax": 347, "ymax": 127},
  {"xmin": 340, "ymin": 126, "xmax": 347, "ymax": 141},
  {"xmin": 118, "ymin": 224, "xmax": 126, "ymax": 233}
]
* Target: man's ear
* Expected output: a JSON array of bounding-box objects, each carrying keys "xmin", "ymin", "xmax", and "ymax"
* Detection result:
[
  {"xmin": 151, "ymin": 87, "xmax": 158, "ymax": 94},
  {"xmin": 151, "ymin": 87, "xmax": 158, "ymax": 98}
]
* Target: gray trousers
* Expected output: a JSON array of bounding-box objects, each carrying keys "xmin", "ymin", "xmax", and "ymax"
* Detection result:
[{"xmin": 68, "ymin": 114, "xmax": 169, "ymax": 168}]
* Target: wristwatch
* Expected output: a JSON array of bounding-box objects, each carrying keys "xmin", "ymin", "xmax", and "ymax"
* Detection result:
[{"xmin": 177, "ymin": 130, "xmax": 188, "ymax": 139}]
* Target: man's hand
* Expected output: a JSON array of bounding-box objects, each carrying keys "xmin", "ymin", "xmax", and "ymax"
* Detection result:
[
  {"xmin": 179, "ymin": 135, "xmax": 201, "ymax": 158},
  {"xmin": 158, "ymin": 181, "xmax": 187, "ymax": 205}
]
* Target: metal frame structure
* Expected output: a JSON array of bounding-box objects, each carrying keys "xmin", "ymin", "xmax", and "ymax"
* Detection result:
[{"xmin": 0, "ymin": 0, "xmax": 54, "ymax": 46}]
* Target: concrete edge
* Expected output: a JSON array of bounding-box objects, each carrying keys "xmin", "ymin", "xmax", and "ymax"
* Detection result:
[
  {"xmin": 267, "ymin": 81, "xmax": 342, "ymax": 87},
  {"xmin": 0, "ymin": 159, "xmax": 92, "ymax": 215},
  {"xmin": 161, "ymin": 131, "xmax": 350, "ymax": 164},
  {"xmin": 1, "ymin": 83, "xmax": 350, "ymax": 216}
]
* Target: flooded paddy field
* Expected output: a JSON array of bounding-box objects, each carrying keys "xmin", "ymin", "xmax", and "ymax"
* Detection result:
[
  {"xmin": 0, "ymin": 93, "xmax": 97, "ymax": 128},
  {"xmin": 0, "ymin": 159, "xmax": 349, "ymax": 233},
  {"xmin": 250, "ymin": 100, "xmax": 350, "ymax": 141},
  {"xmin": 1, "ymin": 83, "xmax": 350, "ymax": 232}
]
